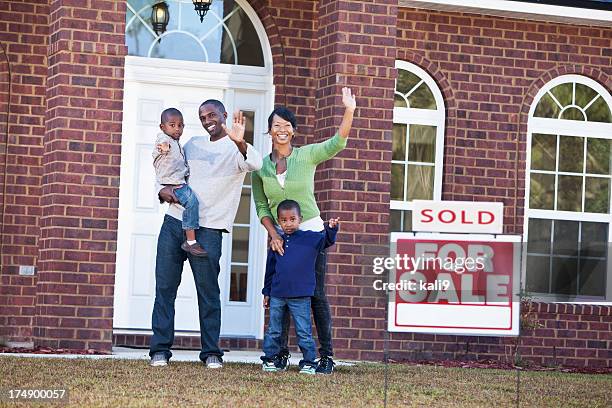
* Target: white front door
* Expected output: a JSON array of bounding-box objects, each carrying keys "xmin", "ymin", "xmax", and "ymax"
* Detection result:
[{"xmin": 113, "ymin": 57, "xmax": 270, "ymax": 339}]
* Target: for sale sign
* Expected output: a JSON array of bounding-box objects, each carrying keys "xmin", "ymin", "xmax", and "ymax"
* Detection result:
[{"xmin": 386, "ymin": 233, "xmax": 521, "ymax": 336}]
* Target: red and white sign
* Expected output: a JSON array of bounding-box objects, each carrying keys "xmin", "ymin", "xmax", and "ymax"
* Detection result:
[
  {"xmin": 388, "ymin": 233, "xmax": 520, "ymax": 336},
  {"xmin": 412, "ymin": 200, "xmax": 504, "ymax": 234}
]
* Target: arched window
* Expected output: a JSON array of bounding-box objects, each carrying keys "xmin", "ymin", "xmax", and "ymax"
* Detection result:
[
  {"xmin": 390, "ymin": 61, "xmax": 445, "ymax": 232},
  {"xmin": 125, "ymin": 0, "xmax": 265, "ymax": 66},
  {"xmin": 525, "ymin": 75, "xmax": 612, "ymax": 302}
]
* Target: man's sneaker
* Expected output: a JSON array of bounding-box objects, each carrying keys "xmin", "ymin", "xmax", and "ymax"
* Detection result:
[
  {"xmin": 262, "ymin": 361, "xmax": 279, "ymax": 372},
  {"xmin": 315, "ymin": 356, "xmax": 335, "ymax": 374},
  {"xmin": 149, "ymin": 352, "xmax": 168, "ymax": 367},
  {"xmin": 299, "ymin": 364, "xmax": 316, "ymax": 375},
  {"xmin": 181, "ymin": 241, "xmax": 208, "ymax": 257},
  {"xmin": 205, "ymin": 355, "xmax": 223, "ymax": 369},
  {"xmin": 275, "ymin": 352, "xmax": 290, "ymax": 371}
]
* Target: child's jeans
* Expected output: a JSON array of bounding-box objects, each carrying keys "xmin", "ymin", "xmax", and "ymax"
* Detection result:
[
  {"xmin": 263, "ymin": 296, "xmax": 316, "ymax": 367},
  {"xmin": 172, "ymin": 184, "xmax": 200, "ymax": 231}
]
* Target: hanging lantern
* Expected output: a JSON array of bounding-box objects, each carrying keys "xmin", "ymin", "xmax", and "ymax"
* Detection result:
[
  {"xmin": 193, "ymin": 0, "xmax": 213, "ymax": 23},
  {"xmin": 151, "ymin": 1, "xmax": 170, "ymax": 40}
]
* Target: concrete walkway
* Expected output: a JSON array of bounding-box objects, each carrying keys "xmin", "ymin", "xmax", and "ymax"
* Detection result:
[{"xmin": 0, "ymin": 347, "xmax": 356, "ymax": 366}]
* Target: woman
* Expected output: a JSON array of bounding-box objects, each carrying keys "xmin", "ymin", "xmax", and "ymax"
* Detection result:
[{"xmin": 252, "ymin": 87, "xmax": 356, "ymax": 374}]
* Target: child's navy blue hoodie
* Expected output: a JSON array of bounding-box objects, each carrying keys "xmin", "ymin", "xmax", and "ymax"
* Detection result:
[{"xmin": 262, "ymin": 224, "xmax": 338, "ymax": 298}]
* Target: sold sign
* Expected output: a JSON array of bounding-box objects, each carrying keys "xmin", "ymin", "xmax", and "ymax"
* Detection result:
[{"xmin": 412, "ymin": 200, "xmax": 503, "ymax": 234}]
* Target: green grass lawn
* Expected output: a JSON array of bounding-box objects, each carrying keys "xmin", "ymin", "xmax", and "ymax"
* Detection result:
[{"xmin": 0, "ymin": 357, "xmax": 610, "ymax": 407}]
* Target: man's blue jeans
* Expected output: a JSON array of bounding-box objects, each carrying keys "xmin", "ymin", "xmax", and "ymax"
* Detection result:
[
  {"xmin": 280, "ymin": 249, "xmax": 333, "ymax": 357},
  {"xmin": 173, "ymin": 184, "xmax": 200, "ymax": 231},
  {"xmin": 149, "ymin": 215, "xmax": 223, "ymax": 361},
  {"xmin": 263, "ymin": 296, "xmax": 316, "ymax": 367}
]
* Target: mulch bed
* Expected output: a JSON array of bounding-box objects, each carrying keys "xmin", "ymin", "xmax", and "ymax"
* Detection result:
[
  {"xmin": 0, "ymin": 346, "xmax": 110, "ymax": 355},
  {"xmin": 391, "ymin": 358, "xmax": 612, "ymax": 375}
]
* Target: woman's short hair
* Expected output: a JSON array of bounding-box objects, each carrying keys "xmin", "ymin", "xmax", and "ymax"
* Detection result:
[{"xmin": 267, "ymin": 107, "xmax": 297, "ymax": 132}]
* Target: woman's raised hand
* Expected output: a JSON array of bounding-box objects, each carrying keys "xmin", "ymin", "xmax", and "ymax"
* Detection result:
[{"xmin": 342, "ymin": 87, "xmax": 356, "ymax": 112}]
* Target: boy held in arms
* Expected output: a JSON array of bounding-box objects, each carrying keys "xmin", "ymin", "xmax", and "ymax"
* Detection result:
[
  {"xmin": 261, "ymin": 199, "xmax": 339, "ymax": 374},
  {"xmin": 153, "ymin": 108, "xmax": 207, "ymax": 257}
]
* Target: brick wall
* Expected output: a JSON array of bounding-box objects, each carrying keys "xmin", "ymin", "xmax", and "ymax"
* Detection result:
[
  {"xmin": 382, "ymin": 7, "xmax": 612, "ymax": 368},
  {"xmin": 396, "ymin": 8, "xmax": 612, "ymax": 234},
  {"xmin": 312, "ymin": 0, "xmax": 397, "ymax": 361},
  {"xmin": 1, "ymin": 0, "xmax": 609, "ymax": 367},
  {"xmin": 0, "ymin": 0, "xmax": 49, "ymax": 345},
  {"xmin": 255, "ymin": 0, "xmax": 318, "ymax": 146},
  {"xmin": 33, "ymin": 0, "xmax": 126, "ymax": 351},
  {"xmin": 115, "ymin": 4, "xmax": 611, "ymax": 369}
]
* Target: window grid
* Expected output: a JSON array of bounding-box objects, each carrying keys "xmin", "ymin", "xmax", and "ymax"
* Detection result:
[
  {"xmin": 530, "ymin": 134, "xmax": 612, "ymax": 213},
  {"xmin": 526, "ymin": 74, "xmax": 612, "ymax": 301},
  {"xmin": 125, "ymin": 0, "xmax": 264, "ymax": 66},
  {"xmin": 535, "ymin": 82, "xmax": 610, "ymax": 122},
  {"xmin": 390, "ymin": 61, "xmax": 445, "ymax": 233}
]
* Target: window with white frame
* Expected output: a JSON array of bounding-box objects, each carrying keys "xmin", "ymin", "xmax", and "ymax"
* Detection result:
[
  {"xmin": 525, "ymin": 75, "xmax": 612, "ymax": 302},
  {"xmin": 125, "ymin": 0, "xmax": 264, "ymax": 66},
  {"xmin": 390, "ymin": 61, "xmax": 445, "ymax": 232}
]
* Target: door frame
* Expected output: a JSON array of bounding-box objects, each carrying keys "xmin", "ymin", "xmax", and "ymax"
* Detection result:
[{"xmin": 114, "ymin": 55, "xmax": 274, "ymax": 339}]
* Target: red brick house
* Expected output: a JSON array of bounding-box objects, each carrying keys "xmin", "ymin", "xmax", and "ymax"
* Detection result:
[{"xmin": 0, "ymin": 0, "xmax": 610, "ymax": 368}]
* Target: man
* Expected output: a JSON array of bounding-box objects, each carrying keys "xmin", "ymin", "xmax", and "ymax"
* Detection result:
[{"xmin": 149, "ymin": 100, "xmax": 263, "ymax": 369}]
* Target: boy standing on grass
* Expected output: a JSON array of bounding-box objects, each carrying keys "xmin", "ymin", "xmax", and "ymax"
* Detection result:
[
  {"xmin": 153, "ymin": 108, "xmax": 207, "ymax": 257},
  {"xmin": 261, "ymin": 199, "xmax": 339, "ymax": 374}
]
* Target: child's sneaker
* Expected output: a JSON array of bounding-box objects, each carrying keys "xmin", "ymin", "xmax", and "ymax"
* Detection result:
[
  {"xmin": 262, "ymin": 360, "xmax": 279, "ymax": 372},
  {"xmin": 275, "ymin": 352, "xmax": 290, "ymax": 371},
  {"xmin": 315, "ymin": 356, "xmax": 335, "ymax": 374},
  {"xmin": 299, "ymin": 363, "xmax": 316, "ymax": 375},
  {"xmin": 181, "ymin": 241, "xmax": 208, "ymax": 257}
]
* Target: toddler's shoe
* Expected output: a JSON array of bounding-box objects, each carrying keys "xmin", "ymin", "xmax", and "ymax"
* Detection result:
[{"xmin": 181, "ymin": 241, "xmax": 208, "ymax": 257}]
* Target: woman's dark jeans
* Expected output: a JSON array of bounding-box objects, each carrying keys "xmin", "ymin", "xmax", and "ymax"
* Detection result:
[{"xmin": 280, "ymin": 248, "xmax": 333, "ymax": 357}]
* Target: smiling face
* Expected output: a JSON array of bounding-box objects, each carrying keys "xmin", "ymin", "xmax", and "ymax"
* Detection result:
[
  {"xmin": 159, "ymin": 113, "xmax": 184, "ymax": 140},
  {"xmin": 269, "ymin": 114, "xmax": 295, "ymax": 147},
  {"xmin": 277, "ymin": 207, "xmax": 302, "ymax": 235},
  {"xmin": 199, "ymin": 103, "xmax": 227, "ymax": 140}
]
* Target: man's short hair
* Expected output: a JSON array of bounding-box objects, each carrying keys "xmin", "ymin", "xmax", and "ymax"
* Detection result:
[
  {"xmin": 199, "ymin": 99, "xmax": 226, "ymax": 114},
  {"xmin": 161, "ymin": 107, "xmax": 182, "ymax": 123},
  {"xmin": 267, "ymin": 107, "xmax": 297, "ymax": 132},
  {"xmin": 277, "ymin": 199, "xmax": 301, "ymax": 217}
]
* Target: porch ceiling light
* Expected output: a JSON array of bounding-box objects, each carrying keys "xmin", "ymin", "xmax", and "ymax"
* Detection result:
[
  {"xmin": 151, "ymin": 1, "xmax": 170, "ymax": 39},
  {"xmin": 193, "ymin": 0, "xmax": 213, "ymax": 22}
]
